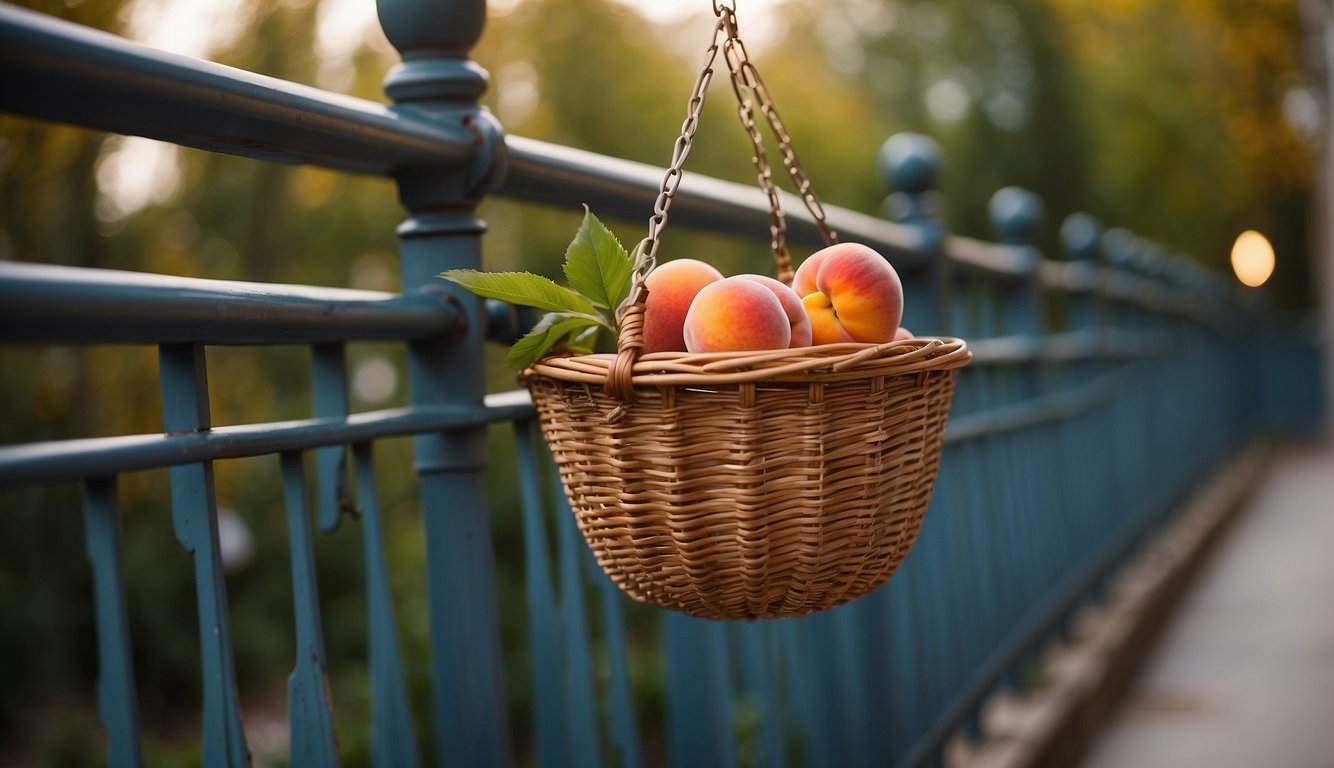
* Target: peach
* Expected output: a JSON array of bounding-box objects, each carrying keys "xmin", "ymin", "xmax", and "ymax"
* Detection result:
[
  {"xmin": 683, "ymin": 277, "xmax": 792, "ymax": 353},
  {"xmin": 642, "ymin": 258, "xmax": 724, "ymax": 353},
  {"xmin": 735, "ymin": 274, "xmax": 813, "ymax": 347},
  {"xmin": 894, "ymin": 326, "xmax": 914, "ymax": 341},
  {"xmin": 792, "ymin": 247, "xmax": 833, "ymax": 299},
  {"xmin": 793, "ymin": 243, "xmax": 903, "ymax": 345}
]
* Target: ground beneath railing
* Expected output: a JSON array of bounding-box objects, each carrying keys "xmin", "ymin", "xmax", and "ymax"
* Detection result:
[{"xmin": 1078, "ymin": 439, "xmax": 1334, "ymax": 768}]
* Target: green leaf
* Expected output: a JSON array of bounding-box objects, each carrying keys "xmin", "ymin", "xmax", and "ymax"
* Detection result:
[
  {"xmin": 504, "ymin": 313, "xmax": 602, "ymax": 371},
  {"xmin": 563, "ymin": 205, "xmax": 634, "ymax": 310},
  {"xmin": 440, "ymin": 269, "xmax": 599, "ymax": 315}
]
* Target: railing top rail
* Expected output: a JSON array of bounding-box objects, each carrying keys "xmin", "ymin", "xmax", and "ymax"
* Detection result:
[
  {"xmin": 0, "ymin": 262, "xmax": 463, "ymax": 345},
  {"xmin": 0, "ymin": 3, "xmax": 473, "ymax": 175},
  {"xmin": 0, "ymin": 4, "xmax": 1238, "ymax": 303}
]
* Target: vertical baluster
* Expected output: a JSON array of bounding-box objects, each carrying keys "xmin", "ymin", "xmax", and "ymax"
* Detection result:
[
  {"xmin": 279, "ymin": 450, "xmax": 340, "ymax": 766},
  {"xmin": 735, "ymin": 621, "xmax": 784, "ymax": 768},
  {"xmin": 989, "ymin": 188, "xmax": 1045, "ymax": 678},
  {"xmin": 552, "ymin": 469, "xmax": 602, "ymax": 767},
  {"xmin": 513, "ymin": 422, "xmax": 569, "ymax": 766},
  {"xmin": 312, "ymin": 343, "xmax": 350, "ymax": 534},
  {"xmin": 1059, "ymin": 213, "xmax": 1105, "ymax": 605},
  {"xmin": 800, "ymin": 612, "xmax": 845, "ymax": 768},
  {"xmin": 885, "ymin": 566, "xmax": 923, "ymax": 753},
  {"xmin": 881, "ymin": 132, "xmax": 960, "ymax": 754},
  {"xmin": 350, "ymin": 441, "xmax": 421, "ymax": 768},
  {"xmin": 159, "ymin": 342, "xmax": 249, "ymax": 768},
  {"xmin": 83, "ymin": 476, "xmax": 143, "ymax": 768},
  {"xmin": 879, "ymin": 132, "xmax": 947, "ymax": 333},
  {"xmin": 374, "ymin": 0, "xmax": 510, "ymax": 761},
  {"xmin": 587, "ymin": 555, "xmax": 644, "ymax": 768},
  {"xmin": 832, "ymin": 604, "xmax": 872, "ymax": 767},
  {"xmin": 777, "ymin": 619, "xmax": 822, "ymax": 764},
  {"xmin": 664, "ymin": 614, "xmax": 738, "ymax": 768}
]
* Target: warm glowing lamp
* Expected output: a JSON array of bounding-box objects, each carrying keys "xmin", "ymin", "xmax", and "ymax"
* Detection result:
[{"xmin": 1230, "ymin": 230, "xmax": 1275, "ymax": 288}]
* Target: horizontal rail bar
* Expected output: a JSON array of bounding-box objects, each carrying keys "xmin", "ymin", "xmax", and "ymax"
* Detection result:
[
  {"xmin": 1, "ymin": 338, "xmax": 1156, "ymax": 487},
  {"xmin": 501, "ymin": 136, "xmax": 936, "ymax": 272},
  {"xmin": 0, "ymin": 4, "xmax": 472, "ymax": 175},
  {"xmin": 0, "ymin": 262, "xmax": 462, "ymax": 345},
  {"xmin": 0, "ymin": 391, "xmax": 536, "ymax": 488},
  {"xmin": 945, "ymin": 237, "xmax": 1037, "ymax": 281},
  {"xmin": 964, "ymin": 329, "xmax": 1172, "ymax": 366},
  {"xmin": 943, "ymin": 365, "xmax": 1130, "ymax": 443},
  {"xmin": 0, "ymin": 6, "xmax": 1240, "ymax": 300}
]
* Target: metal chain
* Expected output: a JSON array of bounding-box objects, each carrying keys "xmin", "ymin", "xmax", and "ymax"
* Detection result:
[
  {"xmin": 718, "ymin": 6, "xmax": 838, "ymax": 251},
  {"xmin": 621, "ymin": 3, "xmax": 838, "ymax": 317},
  {"xmin": 622, "ymin": 15, "xmax": 729, "ymax": 321}
]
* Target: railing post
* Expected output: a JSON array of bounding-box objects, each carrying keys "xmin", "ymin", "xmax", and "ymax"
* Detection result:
[
  {"xmin": 880, "ymin": 132, "xmax": 948, "ymax": 333},
  {"xmin": 374, "ymin": 0, "xmax": 511, "ymax": 765}
]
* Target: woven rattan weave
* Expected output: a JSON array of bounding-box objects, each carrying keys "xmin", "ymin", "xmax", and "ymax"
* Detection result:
[{"xmin": 523, "ymin": 335, "xmax": 970, "ymax": 620}]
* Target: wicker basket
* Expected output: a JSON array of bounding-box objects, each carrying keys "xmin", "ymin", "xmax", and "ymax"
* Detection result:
[
  {"xmin": 522, "ymin": 317, "xmax": 970, "ymax": 619},
  {"xmin": 518, "ymin": 3, "xmax": 972, "ymax": 620}
]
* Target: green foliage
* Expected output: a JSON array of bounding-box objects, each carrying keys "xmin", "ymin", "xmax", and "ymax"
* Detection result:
[
  {"xmin": 442, "ymin": 206, "xmax": 633, "ymax": 370},
  {"xmin": 564, "ymin": 208, "xmax": 635, "ymax": 311}
]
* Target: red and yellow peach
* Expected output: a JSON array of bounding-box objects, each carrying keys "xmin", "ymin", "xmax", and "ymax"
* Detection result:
[
  {"xmin": 792, "ymin": 243, "xmax": 903, "ymax": 345},
  {"xmin": 683, "ymin": 277, "xmax": 792, "ymax": 353},
  {"xmin": 642, "ymin": 258, "xmax": 724, "ymax": 353},
  {"xmin": 735, "ymin": 274, "xmax": 813, "ymax": 348}
]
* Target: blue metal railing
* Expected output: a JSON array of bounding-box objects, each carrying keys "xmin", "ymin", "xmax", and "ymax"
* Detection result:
[{"xmin": 0, "ymin": 2, "xmax": 1320, "ymax": 767}]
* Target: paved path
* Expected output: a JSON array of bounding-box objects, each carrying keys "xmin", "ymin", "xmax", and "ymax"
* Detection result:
[{"xmin": 1080, "ymin": 441, "xmax": 1334, "ymax": 768}]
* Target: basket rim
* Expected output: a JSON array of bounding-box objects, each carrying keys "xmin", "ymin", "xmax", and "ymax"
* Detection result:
[{"xmin": 522, "ymin": 335, "xmax": 971, "ymax": 387}]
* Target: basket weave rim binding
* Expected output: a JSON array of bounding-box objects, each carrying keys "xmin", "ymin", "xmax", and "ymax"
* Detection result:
[
  {"xmin": 526, "ymin": 336, "xmax": 972, "ymax": 387},
  {"xmin": 518, "ymin": 2, "xmax": 971, "ymax": 620}
]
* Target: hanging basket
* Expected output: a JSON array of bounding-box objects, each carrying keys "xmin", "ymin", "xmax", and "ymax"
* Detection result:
[{"xmin": 520, "ymin": 2, "xmax": 971, "ymax": 620}]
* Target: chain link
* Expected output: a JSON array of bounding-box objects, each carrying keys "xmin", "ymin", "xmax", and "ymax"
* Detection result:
[
  {"xmin": 621, "ymin": 14, "xmax": 728, "ymax": 321},
  {"xmin": 718, "ymin": 7, "xmax": 838, "ymax": 253},
  {"xmin": 621, "ymin": 3, "xmax": 838, "ymax": 318}
]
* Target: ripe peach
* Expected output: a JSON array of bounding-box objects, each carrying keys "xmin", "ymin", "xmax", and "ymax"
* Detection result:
[
  {"xmin": 792, "ymin": 247, "xmax": 833, "ymax": 298},
  {"xmin": 735, "ymin": 274, "xmax": 813, "ymax": 347},
  {"xmin": 642, "ymin": 259, "xmax": 724, "ymax": 353},
  {"xmin": 683, "ymin": 277, "xmax": 792, "ymax": 353},
  {"xmin": 894, "ymin": 327, "xmax": 913, "ymax": 341},
  {"xmin": 793, "ymin": 243, "xmax": 903, "ymax": 345}
]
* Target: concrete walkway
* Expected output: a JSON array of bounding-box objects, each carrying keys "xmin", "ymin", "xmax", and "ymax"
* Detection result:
[{"xmin": 1079, "ymin": 441, "xmax": 1334, "ymax": 768}]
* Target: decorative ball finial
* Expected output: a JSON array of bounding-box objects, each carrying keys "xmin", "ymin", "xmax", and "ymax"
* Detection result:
[
  {"xmin": 1059, "ymin": 213, "xmax": 1102, "ymax": 262},
  {"xmin": 987, "ymin": 186, "xmax": 1044, "ymax": 245},
  {"xmin": 378, "ymin": 0, "xmax": 490, "ymax": 103},
  {"xmin": 879, "ymin": 133, "xmax": 941, "ymax": 195},
  {"xmin": 1136, "ymin": 240, "xmax": 1168, "ymax": 278},
  {"xmin": 1100, "ymin": 227, "xmax": 1136, "ymax": 269}
]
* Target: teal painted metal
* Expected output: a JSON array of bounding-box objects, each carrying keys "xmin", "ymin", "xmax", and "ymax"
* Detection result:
[
  {"xmin": 553, "ymin": 477, "xmax": 602, "ymax": 768},
  {"xmin": 0, "ymin": 2, "xmax": 1324, "ymax": 767},
  {"xmin": 351, "ymin": 441, "xmax": 421, "ymax": 768},
  {"xmin": 82, "ymin": 477, "xmax": 143, "ymax": 768},
  {"xmin": 279, "ymin": 451, "xmax": 340, "ymax": 766},
  {"xmin": 159, "ymin": 343, "xmax": 251, "ymax": 767},
  {"xmin": 0, "ymin": 399, "xmax": 531, "ymax": 487},
  {"xmin": 0, "ymin": 3, "xmax": 475, "ymax": 175},
  {"xmin": 0, "ymin": 261, "xmax": 462, "ymax": 346},
  {"xmin": 374, "ymin": 0, "xmax": 511, "ymax": 764},
  {"xmin": 311, "ymin": 344, "xmax": 352, "ymax": 534},
  {"xmin": 514, "ymin": 422, "xmax": 572, "ymax": 767}
]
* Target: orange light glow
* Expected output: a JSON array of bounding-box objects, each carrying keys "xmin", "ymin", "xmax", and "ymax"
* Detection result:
[{"xmin": 1230, "ymin": 230, "xmax": 1275, "ymax": 288}]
